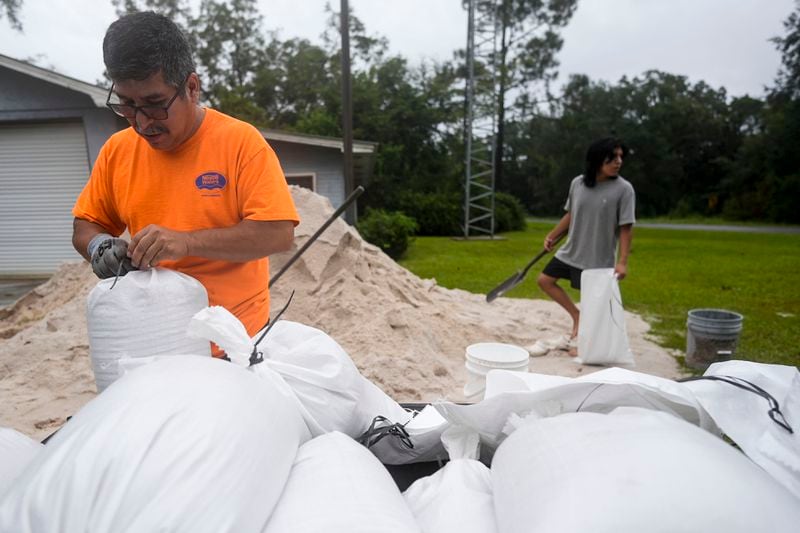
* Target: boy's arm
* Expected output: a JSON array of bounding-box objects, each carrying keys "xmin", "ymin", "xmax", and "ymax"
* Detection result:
[
  {"xmin": 545, "ymin": 213, "xmax": 571, "ymax": 251},
  {"xmin": 615, "ymin": 224, "xmax": 633, "ymax": 279}
]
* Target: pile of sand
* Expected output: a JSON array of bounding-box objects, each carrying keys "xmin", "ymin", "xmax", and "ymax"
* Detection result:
[{"xmin": 0, "ymin": 187, "xmax": 685, "ymax": 440}]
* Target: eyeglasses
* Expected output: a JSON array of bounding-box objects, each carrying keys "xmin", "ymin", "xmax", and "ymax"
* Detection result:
[{"xmin": 105, "ymin": 76, "xmax": 188, "ymax": 120}]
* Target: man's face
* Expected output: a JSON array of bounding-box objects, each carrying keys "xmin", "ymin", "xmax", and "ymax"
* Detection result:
[
  {"xmin": 601, "ymin": 147, "xmax": 624, "ymax": 178},
  {"xmin": 111, "ymin": 71, "xmax": 199, "ymax": 151}
]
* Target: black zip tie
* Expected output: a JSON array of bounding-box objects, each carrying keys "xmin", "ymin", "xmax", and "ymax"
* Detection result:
[
  {"xmin": 248, "ymin": 290, "xmax": 295, "ymax": 367},
  {"xmin": 357, "ymin": 415, "xmax": 415, "ymax": 450},
  {"xmin": 109, "ymin": 258, "xmax": 125, "ymax": 290},
  {"xmin": 679, "ymin": 375, "xmax": 794, "ymax": 434},
  {"xmin": 40, "ymin": 416, "xmax": 72, "ymax": 445}
]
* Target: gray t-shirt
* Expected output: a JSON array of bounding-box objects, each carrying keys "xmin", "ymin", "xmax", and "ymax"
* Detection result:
[{"xmin": 555, "ymin": 175, "xmax": 636, "ymax": 270}]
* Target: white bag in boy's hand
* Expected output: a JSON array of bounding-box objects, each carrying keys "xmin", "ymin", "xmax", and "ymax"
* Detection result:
[{"xmin": 577, "ymin": 268, "xmax": 634, "ymax": 365}]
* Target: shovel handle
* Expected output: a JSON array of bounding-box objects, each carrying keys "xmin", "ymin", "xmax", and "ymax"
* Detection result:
[
  {"xmin": 485, "ymin": 231, "xmax": 566, "ymax": 303},
  {"xmin": 520, "ymin": 231, "xmax": 566, "ymax": 277},
  {"xmin": 269, "ymin": 186, "xmax": 364, "ymax": 288}
]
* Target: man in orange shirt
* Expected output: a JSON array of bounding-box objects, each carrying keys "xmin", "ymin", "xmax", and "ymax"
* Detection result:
[{"xmin": 72, "ymin": 11, "xmax": 299, "ymax": 340}]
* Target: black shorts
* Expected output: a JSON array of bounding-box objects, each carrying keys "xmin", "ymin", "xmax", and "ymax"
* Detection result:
[{"xmin": 542, "ymin": 256, "xmax": 582, "ymax": 290}]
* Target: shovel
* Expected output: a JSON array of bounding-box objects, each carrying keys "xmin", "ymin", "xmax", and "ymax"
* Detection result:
[
  {"xmin": 485, "ymin": 232, "xmax": 565, "ymax": 303},
  {"xmin": 269, "ymin": 185, "xmax": 364, "ymax": 288}
]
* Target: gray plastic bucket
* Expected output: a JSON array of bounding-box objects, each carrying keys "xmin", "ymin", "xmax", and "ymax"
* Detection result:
[{"xmin": 686, "ymin": 308, "xmax": 743, "ymax": 370}]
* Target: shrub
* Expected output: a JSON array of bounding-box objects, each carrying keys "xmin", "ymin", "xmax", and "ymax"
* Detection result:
[
  {"xmin": 493, "ymin": 192, "xmax": 527, "ymax": 232},
  {"xmin": 356, "ymin": 209, "xmax": 418, "ymax": 259},
  {"xmin": 396, "ymin": 192, "xmax": 463, "ymax": 236}
]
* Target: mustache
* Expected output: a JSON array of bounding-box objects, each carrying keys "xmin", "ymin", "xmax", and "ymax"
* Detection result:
[{"xmin": 136, "ymin": 126, "xmax": 168, "ymax": 135}]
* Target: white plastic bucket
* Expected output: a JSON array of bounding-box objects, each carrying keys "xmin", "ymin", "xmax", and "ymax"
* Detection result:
[{"xmin": 463, "ymin": 342, "xmax": 529, "ymax": 400}]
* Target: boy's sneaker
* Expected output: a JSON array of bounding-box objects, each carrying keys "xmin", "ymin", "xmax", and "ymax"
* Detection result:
[{"xmin": 525, "ymin": 335, "xmax": 571, "ymax": 357}]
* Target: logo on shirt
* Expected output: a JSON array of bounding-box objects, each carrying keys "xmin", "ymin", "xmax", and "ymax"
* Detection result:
[{"xmin": 195, "ymin": 172, "xmax": 227, "ymax": 190}]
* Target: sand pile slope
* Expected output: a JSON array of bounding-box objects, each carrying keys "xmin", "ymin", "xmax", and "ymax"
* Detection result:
[
  {"xmin": 0, "ymin": 187, "xmax": 684, "ymax": 440},
  {"xmin": 0, "ymin": 264, "xmax": 97, "ymax": 438}
]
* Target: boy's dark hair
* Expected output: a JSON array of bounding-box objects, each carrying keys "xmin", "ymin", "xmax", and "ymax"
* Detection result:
[
  {"xmin": 103, "ymin": 11, "xmax": 195, "ymax": 87},
  {"xmin": 583, "ymin": 137, "xmax": 628, "ymax": 187}
]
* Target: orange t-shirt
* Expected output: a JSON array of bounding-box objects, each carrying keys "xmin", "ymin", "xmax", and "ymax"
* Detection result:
[{"xmin": 73, "ymin": 108, "xmax": 299, "ymax": 337}]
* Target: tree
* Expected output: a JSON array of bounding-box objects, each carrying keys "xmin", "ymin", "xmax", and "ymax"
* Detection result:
[
  {"xmin": 257, "ymin": 38, "xmax": 339, "ymax": 131},
  {"xmin": 772, "ymin": 0, "xmax": 800, "ymax": 100},
  {"xmin": 724, "ymin": 1, "xmax": 800, "ymax": 223},
  {"xmin": 112, "ymin": 0, "xmax": 271, "ymax": 124},
  {"xmin": 101, "ymin": 0, "xmax": 475, "ymax": 227},
  {"xmin": 504, "ymin": 71, "xmax": 750, "ymax": 218},
  {"xmin": 112, "ymin": 0, "xmax": 193, "ymax": 29},
  {"xmin": 754, "ymin": 1, "xmax": 800, "ymax": 223},
  {"xmin": 193, "ymin": 0, "xmax": 266, "ymax": 104},
  {"xmin": 1, "ymin": 0, "xmax": 22, "ymax": 30},
  {"xmin": 470, "ymin": 0, "xmax": 578, "ymax": 189}
]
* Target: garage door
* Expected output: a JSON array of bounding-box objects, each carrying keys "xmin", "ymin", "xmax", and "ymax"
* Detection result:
[{"xmin": 0, "ymin": 122, "xmax": 90, "ymax": 276}]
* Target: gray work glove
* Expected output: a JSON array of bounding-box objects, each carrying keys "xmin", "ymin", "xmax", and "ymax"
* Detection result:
[{"xmin": 89, "ymin": 235, "xmax": 136, "ymax": 279}]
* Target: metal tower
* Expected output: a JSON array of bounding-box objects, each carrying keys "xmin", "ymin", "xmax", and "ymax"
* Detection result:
[{"xmin": 463, "ymin": 0, "xmax": 499, "ymax": 238}]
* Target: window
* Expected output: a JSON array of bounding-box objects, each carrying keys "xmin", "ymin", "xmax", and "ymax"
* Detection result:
[{"xmin": 285, "ymin": 173, "xmax": 316, "ymax": 191}]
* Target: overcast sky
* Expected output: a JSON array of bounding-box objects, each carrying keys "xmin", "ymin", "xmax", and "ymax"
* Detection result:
[{"xmin": 0, "ymin": 0, "xmax": 795, "ymax": 98}]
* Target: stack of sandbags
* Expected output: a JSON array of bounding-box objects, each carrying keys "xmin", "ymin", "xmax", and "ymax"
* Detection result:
[
  {"xmin": 189, "ymin": 307, "xmax": 448, "ymax": 465},
  {"xmin": 0, "ymin": 356, "xmax": 308, "ymax": 532}
]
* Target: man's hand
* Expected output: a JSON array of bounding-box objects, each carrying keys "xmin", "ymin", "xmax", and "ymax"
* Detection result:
[
  {"xmin": 128, "ymin": 225, "xmax": 191, "ymax": 269},
  {"xmin": 90, "ymin": 237, "xmax": 136, "ymax": 279}
]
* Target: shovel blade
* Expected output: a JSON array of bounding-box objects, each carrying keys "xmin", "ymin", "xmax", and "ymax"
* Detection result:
[{"xmin": 485, "ymin": 272, "xmax": 524, "ymax": 303}]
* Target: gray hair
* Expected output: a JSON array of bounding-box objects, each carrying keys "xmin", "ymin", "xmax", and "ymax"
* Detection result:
[{"xmin": 103, "ymin": 11, "xmax": 195, "ymax": 87}]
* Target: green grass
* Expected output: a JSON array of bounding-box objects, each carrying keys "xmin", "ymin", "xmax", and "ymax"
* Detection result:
[{"xmin": 399, "ymin": 222, "xmax": 800, "ymax": 368}]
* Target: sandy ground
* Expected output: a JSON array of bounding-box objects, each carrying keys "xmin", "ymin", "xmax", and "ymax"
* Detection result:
[{"xmin": 0, "ymin": 187, "xmax": 686, "ymax": 441}]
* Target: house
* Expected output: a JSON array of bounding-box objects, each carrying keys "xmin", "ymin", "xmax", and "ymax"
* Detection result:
[{"xmin": 0, "ymin": 53, "xmax": 376, "ymax": 278}]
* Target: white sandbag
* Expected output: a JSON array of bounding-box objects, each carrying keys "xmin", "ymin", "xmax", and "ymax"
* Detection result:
[
  {"xmin": 189, "ymin": 307, "xmax": 412, "ymax": 440},
  {"xmin": 87, "ymin": 268, "xmax": 211, "ymax": 391},
  {"xmin": 403, "ymin": 426, "xmax": 496, "ymax": 533},
  {"xmin": 436, "ymin": 367, "xmax": 716, "ymax": 452},
  {"xmin": 682, "ymin": 360, "xmax": 800, "ymax": 499},
  {"xmin": 264, "ymin": 431, "xmax": 421, "ymax": 533},
  {"xmin": 486, "ymin": 367, "xmax": 713, "ymax": 425},
  {"xmin": 0, "ymin": 356, "xmax": 308, "ymax": 533},
  {"xmin": 492, "ymin": 408, "xmax": 800, "ymax": 533},
  {"xmin": 577, "ymin": 268, "xmax": 634, "ymax": 365},
  {"xmin": 403, "ymin": 459, "xmax": 495, "ymax": 533},
  {"xmin": 0, "ymin": 429, "xmax": 43, "ymax": 497}
]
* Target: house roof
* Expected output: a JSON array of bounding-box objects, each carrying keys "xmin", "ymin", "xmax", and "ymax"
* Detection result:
[
  {"xmin": 1, "ymin": 53, "xmax": 378, "ymax": 182},
  {"xmin": 261, "ymin": 128, "xmax": 377, "ymax": 154},
  {"xmin": 0, "ymin": 53, "xmax": 108, "ymax": 107}
]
